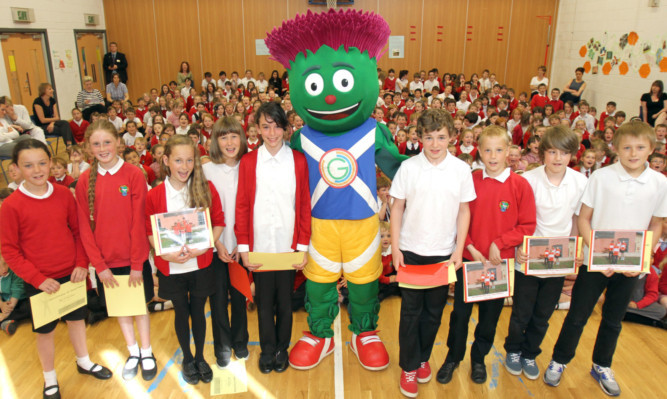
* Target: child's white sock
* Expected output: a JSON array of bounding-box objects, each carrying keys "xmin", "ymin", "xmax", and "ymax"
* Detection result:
[
  {"xmin": 140, "ymin": 346, "xmax": 156, "ymax": 370},
  {"xmin": 43, "ymin": 369, "xmax": 58, "ymax": 394},
  {"xmin": 77, "ymin": 355, "xmax": 101, "ymax": 372},
  {"xmin": 126, "ymin": 343, "xmax": 140, "ymax": 369}
]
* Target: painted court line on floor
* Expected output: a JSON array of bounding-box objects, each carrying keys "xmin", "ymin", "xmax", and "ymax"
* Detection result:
[{"xmin": 333, "ymin": 305, "xmax": 344, "ymax": 399}]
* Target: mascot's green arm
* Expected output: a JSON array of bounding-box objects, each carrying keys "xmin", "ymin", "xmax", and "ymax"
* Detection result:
[
  {"xmin": 375, "ymin": 122, "xmax": 407, "ymax": 180},
  {"xmin": 291, "ymin": 128, "xmax": 304, "ymax": 153}
]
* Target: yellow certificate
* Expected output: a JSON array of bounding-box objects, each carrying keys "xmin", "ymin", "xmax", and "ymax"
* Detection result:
[
  {"xmin": 210, "ymin": 361, "xmax": 248, "ymax": 396},
  {"xmin": 249, "ymin": 252, "xmax": 305, "ymax": 271},
  {"xmin": 30, "ymin": 281, "xmax": 87, "ymax": 329},
  {"xmin": 104, "ymin": 276, "xmax": 148, "ymax": 317}
]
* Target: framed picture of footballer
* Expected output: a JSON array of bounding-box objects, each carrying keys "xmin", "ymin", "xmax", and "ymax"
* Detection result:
[
  {"xmin": 463, "ymin": 260, "xmax": 514, "ymax": 303},
  {"xmin": 523, "ymin": 236, "xmax": 582, "ymax": 276},
  {"xmin": 150, "ymin": 208, "xmax": 215, "ymax": 256},
  {"xmin": 588, "ymin": 230, "xmax": 652, "ymax": 273}
]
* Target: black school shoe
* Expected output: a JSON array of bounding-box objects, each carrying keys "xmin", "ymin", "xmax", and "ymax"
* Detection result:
[
  {"xmin": 43, "ymin": 383, "xmax": 60, "ymax": 399},
  {"xmin": 140, "ymin": 354, "xmax": 158, "ymax": 381},
  {"xmin": 197, "ymin": 361, "xmax": 213, "ymax": 383},
  {"xmin": 274, "ymin": 350, "xmax": 289, "ymax": 373},
  {"xmin": 471, "ymin": 362, "xmax": 487, "ymax": 384},
  {"xmin": 436, "ymin": 361, "xmax": 459, "ymax": 384},
  {"xmin": 182, "ymin": 361, "xmax": 199, "ymax": 385},
  {"xmin": 76, "ymin": 363, "xmax": 113, "ymax": 380},
  {"xmin": 234, "ymin": 347, "xmax": 249, "ymax": 360},
  {"xmin": 216, "ymin": 351, "xmax": 232, "ymax": 369},
  {"xmin": 259, "ymin": 353, "xmax": 274, "ymax": 374},
  {"xmin": 122, "ymin": 356, "xmax": 140, "ymax": 380}
]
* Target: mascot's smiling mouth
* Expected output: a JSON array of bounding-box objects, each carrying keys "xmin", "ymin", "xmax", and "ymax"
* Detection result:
[{"xmin": 306, "ymin": 102, "xmax": 360, "ymax": 121}]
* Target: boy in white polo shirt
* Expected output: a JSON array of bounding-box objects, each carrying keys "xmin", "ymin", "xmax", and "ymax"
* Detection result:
[
  {"xmin": 390, "ymin": 108, "xmax": 476, "ymax": 398},
  {"xmin": 504, "ymin": 126, "xmax": 587, "ymax": 380},
  {"xmin": 544, "ymin": 121, "xmax": 667, "ymax": 396}
]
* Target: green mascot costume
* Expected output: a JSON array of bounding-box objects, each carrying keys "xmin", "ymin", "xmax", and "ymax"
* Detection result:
[{"xmin": 265, "ymin": 9, "xmax": 406, "ymax": 370}]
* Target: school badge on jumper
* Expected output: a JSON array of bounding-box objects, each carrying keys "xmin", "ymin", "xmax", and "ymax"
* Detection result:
[
  {"xmin": 499, "ymin": 201, "xmax": 510, "ymax": 212},
  {"xmin": 119, "ymin": 185, "xmax": 129, "ymax": 196}
]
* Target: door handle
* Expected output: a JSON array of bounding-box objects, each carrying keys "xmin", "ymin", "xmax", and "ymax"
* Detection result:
[{"xmin": 25, "ymin": 73, "xmax": 32, "ymax": 96}]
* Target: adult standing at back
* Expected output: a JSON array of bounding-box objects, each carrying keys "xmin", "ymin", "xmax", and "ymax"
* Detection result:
[
  {"xmin": 559, "ymin": 67, "xmax": 586, "ymax": 106},
  {"xmin": 640, "ymin": 80, "xmax": 667, "ymax": 127},
  {"xmin": 529, "ymin": 66, "xmax": 549, "ymax": 99},
  {"xmin": 103, "ymin": 42, "xmax": 128, "ymax": 84}
]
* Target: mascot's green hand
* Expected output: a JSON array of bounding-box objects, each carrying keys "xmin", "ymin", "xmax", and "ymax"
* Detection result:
[{"xmin": 375, "ymin": 122, "xmax": 407, "ymax": 180}]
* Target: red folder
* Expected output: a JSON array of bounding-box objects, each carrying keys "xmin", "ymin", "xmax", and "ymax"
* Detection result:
[
  {"xmin": 229, "ymin": 261, "xmax": 254, "ymax": 303},
  {"xmin": 396, "ymin": 262, "xmax": 452, "ymax": 287}
]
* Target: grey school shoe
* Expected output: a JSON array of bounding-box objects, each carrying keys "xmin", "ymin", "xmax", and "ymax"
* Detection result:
[
  {"xmin": 590, "ymin": 364, "xmax": 621, "ymax": 396},
  {"xmin": 505, "ymin": 352, "xmax": 522, "ymax": 376},
  {"xmin": 520, "ymin": 356, "xmax": 540, "ymax": 380},
  {"xmin": 543, "ymin": 359, "xmax": 565, "ymax": 387}
]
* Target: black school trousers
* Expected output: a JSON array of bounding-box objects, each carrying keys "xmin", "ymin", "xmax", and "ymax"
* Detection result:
[
  {"xmin": 445, "ymin": 265, "xmax": 504, "ymax": 365},
  {"xmin": 552, "ymin": 266, "xmax": 637, "ymax": 367},
  {"xmin": 254, "ymin": 270, "xmax": 295, "ymax": 357},
  {"xmin": 209, "ymin": 256, "xmax": 249, "ymax": 359},
  {"xmin": 398, "ymin": 251, "xmax": 450, "ymax": 371},
  {"xmin": 504, "ymin": 272, "xmax": 565, "ymax": 359}
]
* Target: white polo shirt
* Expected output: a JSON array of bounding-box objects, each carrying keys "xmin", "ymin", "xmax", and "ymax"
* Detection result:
[
  {"xmin": 390, "ymin": 152, "xmax": 476, "ymax": 256},
  {"xmin": 523, "ymin": 165, "xmax": 588, "ymax": 237},
  {"xmin": 578, "ymin": 162, "xmax": 667, "ymax": 259}
]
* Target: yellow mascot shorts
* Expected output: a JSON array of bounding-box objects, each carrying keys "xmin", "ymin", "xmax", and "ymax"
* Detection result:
[{"xmin": 304, "ymin": 215, "xmax": 382, "ymax": 285}]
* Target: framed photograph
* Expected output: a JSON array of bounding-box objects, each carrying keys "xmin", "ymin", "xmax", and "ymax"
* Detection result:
[
  {"xmin": 150, "ymin": 208, "xmax": 214, "ymax": 256},
  {"xmin": 588, "ymin": 230, "xmax": 653, "ymax": 273},
  {"xmin": 523, "ymin": 236, "xmax": 582, "ymax": 276},
  {"xmin": 463, "ymin": 260, "xmax": 514, "ymax": 303}
]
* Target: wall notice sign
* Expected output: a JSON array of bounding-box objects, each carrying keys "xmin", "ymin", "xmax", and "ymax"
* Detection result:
[
  {"xmin": 388, "ymin": 36, "xmax": 405, "ymax": 58},
  {"xmin": 256, "ymin": 39, "xmax": 270, "ymax": 56}
]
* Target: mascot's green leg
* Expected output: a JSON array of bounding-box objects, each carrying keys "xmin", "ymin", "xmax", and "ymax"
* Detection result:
[
  {"xmin": 305, "ymin": 280, "xmax": 339, "ymax": 338},
  {"xmin": 347, "ymin": 280, "xmax": 380, "ymax": 335}
]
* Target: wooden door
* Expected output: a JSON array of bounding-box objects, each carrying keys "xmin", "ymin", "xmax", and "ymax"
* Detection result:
[
  {"xmin": 75, "ymin": 32, "xmax": 106, "ymax": 95},
  {"xmin": 0, "ymin": 32, "xmax": 50, "ymax": 111}
]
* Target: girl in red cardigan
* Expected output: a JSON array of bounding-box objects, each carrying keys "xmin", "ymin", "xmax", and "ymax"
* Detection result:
[
  {"xmin": 75, "ymin": 120, "xmax": 157, "ymax": 382},
  {"xmin": 235, "ymin": 102, "xmax": 310, "ymax": 374},
  {"xmin": 2, "ymin": 139, "xmax": 112, "ymax": 399},
  {"xmin": 146, "ymin": 134, "xmax": 224, "ymax": 385}
]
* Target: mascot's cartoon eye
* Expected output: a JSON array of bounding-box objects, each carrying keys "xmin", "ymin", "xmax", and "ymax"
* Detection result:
[
  {"xmin": 333, "ymin": 70, "xmax": 354, "ymax": 93},
  {"xmin": 305, "ymin": 73, "xmax": 324, "ymax": 96}
]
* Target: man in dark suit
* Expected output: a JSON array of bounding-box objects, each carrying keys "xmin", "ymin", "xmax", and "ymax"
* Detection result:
[{"xmin": 103, "ymin": 42, "xmax": 128, "ymax": 84}]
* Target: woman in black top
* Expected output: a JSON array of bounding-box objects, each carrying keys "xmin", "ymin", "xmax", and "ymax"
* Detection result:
[
  {"xmin": 32, "ymin": 83, "xmax": 74, "ymax": 149},
  {"xmin": 268, "ymin": 70, "xmax": 282, "ymax": 94},
  {"xmin": 641, "ymin": 80, "xmax": 667, "ymax": 127}
]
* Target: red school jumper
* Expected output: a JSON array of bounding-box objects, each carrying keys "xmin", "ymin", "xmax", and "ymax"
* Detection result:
[
  {"xmin": 1, "ymin": 185, "xmax": 89, "ymax": 288},
  {"xmin": 463, "ymin": 170, "xmax": 537, "ymax": 260},
  {"xmin": 145, "ymin": 181, "xmax": 225, "ymax": 275},
  {"xmin": 69, "ymin": 119, "xmax": 90, "ymax": 144},
  {"xmin": 48, "ymin": 175, "xmax": 75, "ymax": 187},
  {"xmin": 75, "ymin": 162, "xmax": 149, "ymax": 273},
  {"xmin": 234, "ymin": 148, "xmax": 311, "ymax": 252}
]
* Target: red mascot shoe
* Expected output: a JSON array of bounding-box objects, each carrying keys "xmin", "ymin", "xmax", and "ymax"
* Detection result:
[
  {"xmin": 289, "ymin": 331, "xmax": 334, "ymax": 370},
  {"xmin": 350, "ymin": 330, "xmax": 389, "ymax": 371}
]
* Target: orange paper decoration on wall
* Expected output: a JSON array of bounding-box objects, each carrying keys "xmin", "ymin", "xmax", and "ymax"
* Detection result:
[
  {"xmin": 583, "ymin": 61, "xmax": 591, "ymax": 73},
  {"xmin": 619, "ymin": 62, "xmax": 629, "ymax": 75},
  {"xmin": 627, "ymin": 31, "xmax": 638, "ymax": 45},
  {"xmin": 639, "ymin": 63, "xmax": 651, "ymax": 78},
  {"xmin": 579, "ymin": 45, "xmax": 587, "ymax": 57},
  {"xmin": 602, "ymin": 62, "xmax": 612, "ymax": 75},
  {"xmin": 660, "ymin": 57, "xmax": 667, "ymax": 72}
]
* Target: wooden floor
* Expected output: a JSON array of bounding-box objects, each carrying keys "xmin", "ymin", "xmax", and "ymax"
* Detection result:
[{"xmin": 1, "ymin": 295, "xmax": 665, "ymax": 399}]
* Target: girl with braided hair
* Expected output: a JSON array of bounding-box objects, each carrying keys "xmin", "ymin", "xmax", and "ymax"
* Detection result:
[{"xmin": 75, "ymin": 120, "xmax": 158, "ymax": 382}]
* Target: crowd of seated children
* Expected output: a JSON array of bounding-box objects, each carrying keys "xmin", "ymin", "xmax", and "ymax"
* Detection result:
[{"xmin": 3, "ymin": 62, "xmax": 667, "ymax": 399}]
